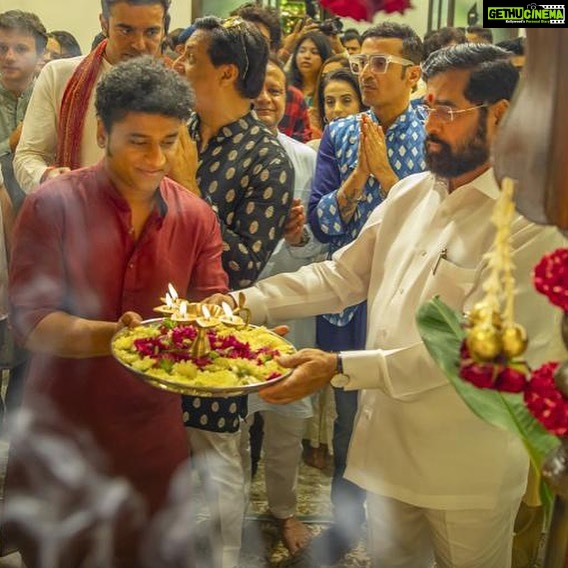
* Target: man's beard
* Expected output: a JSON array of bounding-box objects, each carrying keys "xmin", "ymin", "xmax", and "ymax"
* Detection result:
[{"xmin": 425, "ymin": 115, "xmax": 489, "ymax": 178}]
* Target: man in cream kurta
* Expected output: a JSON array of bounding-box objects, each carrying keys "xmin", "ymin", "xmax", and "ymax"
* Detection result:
[
  {"xmin": 211, "ymin": 44, "xmax": 567, "ymax": 567},
  {"xmin": 13, "ymin": 0, "xmax": 169, "ymax": 193}
]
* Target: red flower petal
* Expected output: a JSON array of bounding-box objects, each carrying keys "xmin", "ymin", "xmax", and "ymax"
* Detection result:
[
  {"xmin": 524, "ymin": 362, "xmax": 568, "ymax": 436},
  {"xmin": 533, "ymin": 248, "xmax": 568, "ymax": 311}
]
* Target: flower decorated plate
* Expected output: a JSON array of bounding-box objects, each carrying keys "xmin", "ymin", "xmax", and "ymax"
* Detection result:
[{"xmin": 111, "ymin": 318, "xmax": 296, "ymax": 397}]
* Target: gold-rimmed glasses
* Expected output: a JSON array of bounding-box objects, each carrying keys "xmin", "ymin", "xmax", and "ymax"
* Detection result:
[
  {"xmin": 420, "ymin": 103, "xmax": 489, "ymax": 123},
  {"xmin": 221, "ymin": 16, "xmax": 250, "ymax": 80},
  {"xmin": 348, "ymin": 53, "xmax": 416, "ymax": 75}
]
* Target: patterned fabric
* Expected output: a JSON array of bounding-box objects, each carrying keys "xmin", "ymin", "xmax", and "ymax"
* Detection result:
[
  {"xmin": 279, "ymin": 85, "xmax": 313, "ymax": 143},
  {"xmin": 308, "ymin": 106, "xmax": 426, "ymax": 327},
  {"xmin": 189, "ymin": 110, "xmax": 293, "ymax": 290},
  {"xmin": 56, "ymin": 39, "xmax": 107, "ymax": 170},
  {"xmin": 8, "ymin": 162, "xmax": 228, "ymax": 514},
  {"xmin": 184, "ymin": 110, "xmax": 294, "ymax": 433}
]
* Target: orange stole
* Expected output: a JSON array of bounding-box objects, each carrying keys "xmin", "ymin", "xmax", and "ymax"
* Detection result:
[{"xmin": 56, "ymin": 39, "xmax": 108, "ymax": 170}]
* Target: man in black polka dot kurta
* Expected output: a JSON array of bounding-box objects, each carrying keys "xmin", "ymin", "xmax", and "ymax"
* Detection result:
[{"xmin": 175, "ymin": 16, "xmax": 293, "ymax": 568}]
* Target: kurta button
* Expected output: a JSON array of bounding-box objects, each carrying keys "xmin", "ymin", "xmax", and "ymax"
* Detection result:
[{"xmin": 128, "ymin": 263, "xmax": 134, "ymax": 268}]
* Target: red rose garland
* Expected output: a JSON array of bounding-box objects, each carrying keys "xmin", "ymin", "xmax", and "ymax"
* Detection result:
[{"xmin": 458, "ymin": 247, "xmax": 568, "ymax": 437}]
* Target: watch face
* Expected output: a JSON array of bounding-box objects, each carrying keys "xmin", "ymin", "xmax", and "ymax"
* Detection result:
[{"xmin": 331, "ymin": 373, "xmax": 349, "ymax": 388}]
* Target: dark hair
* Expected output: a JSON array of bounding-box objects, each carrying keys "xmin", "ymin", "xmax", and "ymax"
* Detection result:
[
  {"xmin": 288, "ymin": 31, "xmax": 334, "ymax": 91},
  {"xmin": 466, "ymin": 26, "xmax": 493, "ymax": 43},
  {"xmin": 311, "ymin": 54, "xmax": 350, "ymax": 129},
  {"xmin": 361, "ymin": 22, "xmax": 423, "ymax": 64},
  {"xmin": 496, "ymin": 36, "xmax": 525, "ymax": 56},
  {"xmin": 163, "ymin": 27, "xmax": 184, "ymax": 50},
  {"xmin": 95, "ymin": 56, "xmax": 193, "ymax": 131},
  {"xmin": 192, "ymin": 16, "xmax": 268, "ymax": 99},
  {"xmin": 341, "ymin": 30, "xmax": 361, "ymax": 45},
  {"xmin": 423, "ymin": 26, "xmax": 466, "ymax": 59},
  {"xmin": 316, "ymin": 68, "xmax": 366, "ymax": 129},
  {"xmin": 231, "ymin": 3, "xmax": 281, "ymax": 52},
  {"xmin": 100, "ymin": 0, "xmax": 170, "ymax": 20},
  {"xmin": 0, "ymin": 10, "xmax": 47, "ymax": 53},
  {"xmin": 422, "ymin": 43, "xmax": 519, "ymax": 104},
  {"xmin": 51, "ymin": 30, "xmax": 82, "ymax": 57}
]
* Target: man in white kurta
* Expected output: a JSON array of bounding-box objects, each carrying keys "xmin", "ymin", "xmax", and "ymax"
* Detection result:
[{"xmin": 213, "ymin": 44, "xmax": 567, "ymax": 567}]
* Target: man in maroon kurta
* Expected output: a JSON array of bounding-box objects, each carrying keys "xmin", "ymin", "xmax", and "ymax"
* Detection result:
[{"xmin": 5, "ymin": 56, "xmax": 228, "ymax": 564}]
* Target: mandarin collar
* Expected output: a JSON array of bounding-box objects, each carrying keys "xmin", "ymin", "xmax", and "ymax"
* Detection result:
[
  {"xmin": 95, "ymin": 161, "xmax": 168, "ymax": 217},
  {"xmin": 188, "ymin": 110, "xmax": 257, "ymax": 148}
]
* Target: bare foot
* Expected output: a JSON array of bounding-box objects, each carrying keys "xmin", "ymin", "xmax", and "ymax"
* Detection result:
[{"xmin": 277, "ymin": 515, "xmax": 312, "ymax": 555}]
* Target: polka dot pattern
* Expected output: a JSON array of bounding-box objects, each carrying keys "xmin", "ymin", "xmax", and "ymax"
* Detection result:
[
  {"xmin": 183, "ymin": 111, "xmax": 294, "ymax": 433},
  {"xmin": 189, "ymin": 111, "xmax": 294, "ymax": 292}
]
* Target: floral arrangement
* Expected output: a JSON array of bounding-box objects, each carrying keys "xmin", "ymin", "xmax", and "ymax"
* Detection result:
[
  {"xmin": 319, "ymin": 0, "xmax": 412, "ymax": 22},
  {"xmin": 416, "ymin": 180, "xmax": 567, "ymax": 513},
  {"xmin": 112, "ymin": 319, "xmax": 295, "ymax": 391}
]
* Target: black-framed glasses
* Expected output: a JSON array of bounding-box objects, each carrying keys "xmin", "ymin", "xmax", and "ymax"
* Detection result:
[
  {"xmin": 348, "ymin": 53, "xmax": 416, "ymax": 75},
  {"xmin": 419, "ymin": 103, "xmax": 489, "ymax": 123},
  {"xmin": 221, "ymin": 16, "xmax": 250, "ymax": 80}
]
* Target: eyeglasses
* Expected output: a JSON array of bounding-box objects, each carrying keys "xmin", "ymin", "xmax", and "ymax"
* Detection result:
[
  {"xmin": 348, "ymin": 53, "xmax": 416, "ymax": 75},
  {"xmin": 419, "ymin": 103, "xmax": 489, "ymax": 123},
  {"xmin": 221, "ymin": 16, "xmax": 250, "ymax": 81}
]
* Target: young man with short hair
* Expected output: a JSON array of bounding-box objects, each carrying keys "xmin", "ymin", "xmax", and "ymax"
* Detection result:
[
  {"xmin": 0, "ymin": 10, "xmax": 46, "ymax": 160},
  {"xmin": 6, "ymin": 56, "xmax": 228, "ymax": 566}
]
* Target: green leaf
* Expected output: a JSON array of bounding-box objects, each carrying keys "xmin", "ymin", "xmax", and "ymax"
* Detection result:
[{"xmin": 416, "ymin": 296, "xmax": 560, "ymax": 515}]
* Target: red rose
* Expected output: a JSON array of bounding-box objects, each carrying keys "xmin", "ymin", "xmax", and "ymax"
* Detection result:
[
  {"xmin": 494, "ymin": 367, "xmax": 527, "ymax": 393},
  {"xmin": 460, "ymin": 361, "xmax": 495, "ymax": 389},
  {"xmin": 524, "ymin": 362, "xmax": 568, "ymax": 436},
  {"xmin": 533, "ymin": 248, "xmax": 568, "ymax": 312}
]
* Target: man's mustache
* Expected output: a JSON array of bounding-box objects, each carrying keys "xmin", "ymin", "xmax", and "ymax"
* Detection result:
[{"xmin": 425, "ymin": 134, "xmax": 447, "ymax": 145}]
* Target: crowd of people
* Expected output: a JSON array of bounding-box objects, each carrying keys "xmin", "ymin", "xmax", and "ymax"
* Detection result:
[{"xmin": 0, "ymin": 2, "xmax": 554, "ymax": 568}]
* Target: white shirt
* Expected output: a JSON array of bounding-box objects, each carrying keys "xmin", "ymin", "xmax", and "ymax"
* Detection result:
[
  {"xmin": 248, "ymin": 132, "xmax": 324, "ymax": 417},
  {"xmin": 240, "ymin": 168, "xmax": 566, "ymax": 509},
  {"xmin": 14, "ymin": 56, "xmax": 110, "ymax": 193}
]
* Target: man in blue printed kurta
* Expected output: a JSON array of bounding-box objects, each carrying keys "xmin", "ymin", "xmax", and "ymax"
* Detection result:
[{"xmin": 305, "ymin": 22, "xmax": 427, "ymax": 565}]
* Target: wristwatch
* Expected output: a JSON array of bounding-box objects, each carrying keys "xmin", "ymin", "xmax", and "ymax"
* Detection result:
[{"xmin": 331, "ymin": 351, "xmax": 350, "ymax": 388}]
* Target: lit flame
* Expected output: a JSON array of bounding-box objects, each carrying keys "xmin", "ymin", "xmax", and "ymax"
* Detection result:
[
  {"xmin": 221, "ymin": 302, "xmax": 233, "ymax": 317},
  {"xmin": 165, "ymin": 293, "xmax": 173, "ymax": 308},
  {"xmin": 167, "ymin": 283, "xmax": 179, "ymax": 301},
  {"xmin": 179, "ymin": 301, "xmax": 187, "ymax": 317},
  {"xmin": 202, "ymin": 305, "xmax": 211, "ymax": 319}
]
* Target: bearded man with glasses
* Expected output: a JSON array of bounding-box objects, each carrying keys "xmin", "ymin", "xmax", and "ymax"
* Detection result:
[
  {"xmin": 302, "ymin": 21, "xmax": 427, "ymax": 564},
  {"xmin": 206, "ymin": 43, "xmax": 566, "ymax": 568}
]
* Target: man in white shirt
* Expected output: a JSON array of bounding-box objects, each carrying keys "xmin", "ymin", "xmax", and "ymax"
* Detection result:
[
  {"xmin": 13, "ymin": 0, "xmax": 170, "ymax": 193},
  {"xmin": 209, "ymin": 44, "xmax": 565, "ymax": 567}
]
